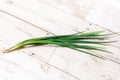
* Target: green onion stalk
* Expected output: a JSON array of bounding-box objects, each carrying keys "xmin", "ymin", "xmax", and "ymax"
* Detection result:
[{"xmin": 3, "ymin": 31, "xmax": 116, "ymax": 59}]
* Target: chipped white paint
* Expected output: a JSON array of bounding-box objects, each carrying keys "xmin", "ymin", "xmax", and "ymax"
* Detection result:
[{"xmin": 0, "ymin": 0, "xmax": 120, "ymax": 80}]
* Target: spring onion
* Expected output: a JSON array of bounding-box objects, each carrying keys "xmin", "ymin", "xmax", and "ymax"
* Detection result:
[{"xmin": 3, "ymin": 31, "xmax": 116, "ymax": 59}]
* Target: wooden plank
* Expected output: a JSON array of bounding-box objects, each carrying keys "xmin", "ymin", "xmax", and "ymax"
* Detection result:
[
  {"xmin": 85, "ymin": 0, "xmax": 120, "ymax": 32},
  {"xmin": 0, "ymin": 0, "xmax": 120, "ymax": 60},
  {"xmin": 0, "ymin": 0, "xmax": 120, "ymax": 80},
  {"xmin": 0, "ymin": 0, "xmax": 104, "ymax": 34},
  {"xmin": 49, "ymin": 47, "xmax": 120, "ymax": 80},
  {"xmin": 38, "ymin": 0, "xmax": 97, "ymax": 18},
  {"xmin": 0, "ymin": 9, "xmax": 79, "ymax": 79},
  {"xmin": 0, "ymin": 11, "xmax": 56, "ymax": 63},
  {"xmin": 0, "ymin": 47, "xmax": 78, "ymax": 80}
]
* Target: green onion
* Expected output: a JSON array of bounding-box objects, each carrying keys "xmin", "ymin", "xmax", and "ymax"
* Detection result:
[{"xmin": 3, "ymin": 31, "xmax": 116, "ymax": 59}]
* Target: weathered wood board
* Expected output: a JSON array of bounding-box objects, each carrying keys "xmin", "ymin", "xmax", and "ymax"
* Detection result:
[{"xmin": 0, "ymin": 0, "xmax": 120, "ymax": 80}]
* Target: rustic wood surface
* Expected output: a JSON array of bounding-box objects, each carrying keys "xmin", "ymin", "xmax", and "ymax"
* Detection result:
[{"xmin": 0, "ymin": 0, "xmax": 120, "ymax": 80}]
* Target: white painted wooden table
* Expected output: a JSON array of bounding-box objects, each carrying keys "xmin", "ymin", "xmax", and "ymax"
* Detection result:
[{"xmin": 0, "ymin": 0, "xmax": 120, "ymax": 80}]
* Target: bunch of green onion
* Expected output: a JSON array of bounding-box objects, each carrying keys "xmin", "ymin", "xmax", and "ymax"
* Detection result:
[{"xmin": 3, "ymin": 31, "xmax": 116, "ymax": 59}]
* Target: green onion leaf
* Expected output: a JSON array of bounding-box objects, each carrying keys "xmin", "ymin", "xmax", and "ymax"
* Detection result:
[{"xmin": 3, "ymin": 31, "xmax": 116, "ymax": 59}]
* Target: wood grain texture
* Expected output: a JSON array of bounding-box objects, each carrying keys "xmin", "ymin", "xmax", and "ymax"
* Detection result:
[{"xmin": 0, "ymin": 0, "xmax": 120, "ymax": 80}]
